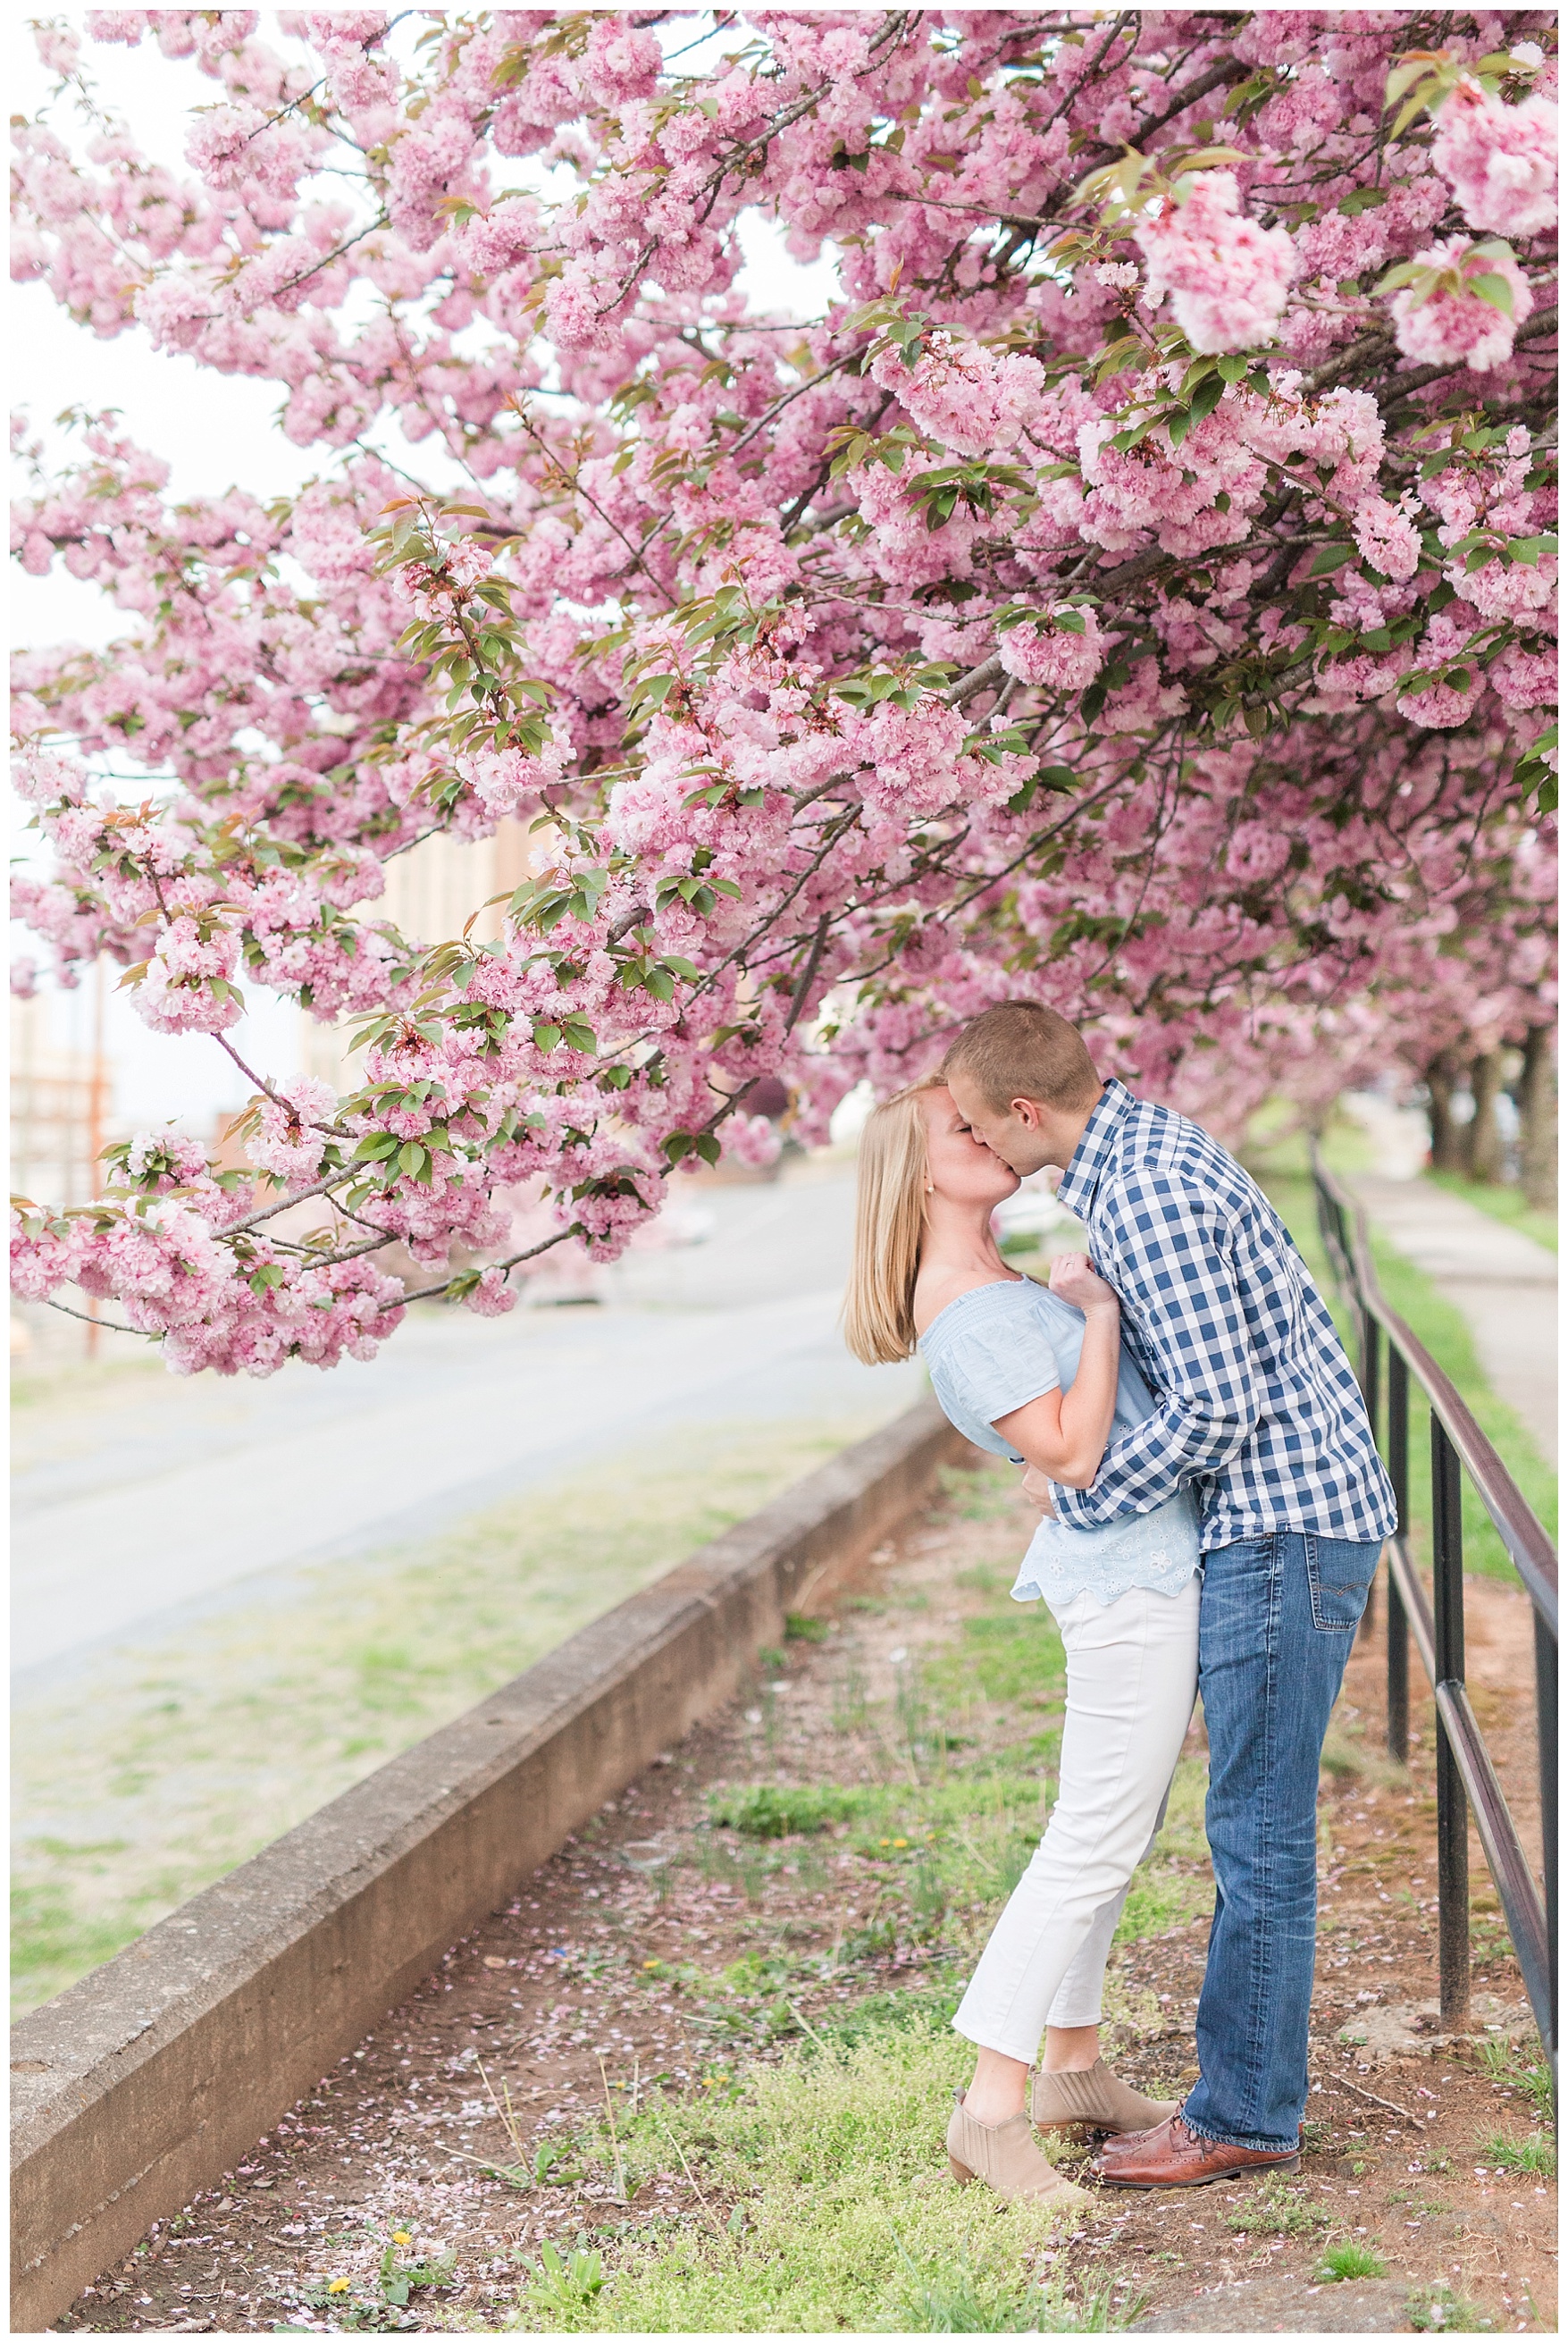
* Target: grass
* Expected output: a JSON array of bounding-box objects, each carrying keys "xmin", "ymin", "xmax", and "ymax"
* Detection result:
[
  {"xmin": 501, "ymin": 1522, "xmax": 1203, "ymax": 2331},
  {"xmin": 1475, "ymin": 2038, "xmax": 1556, "ymax": 2127},
  {"xmin": 1407, "ymin": 2282, "xmax": 1497, "ymax": 2331},
  {"xmin": 10, "ymin": 1413, "xmax": 881, "ymax": 2015},
  {"xmin": 1251, "ymin": 1166, "xmax": 1555, "ymax": 1583},
  {"xmin": 508, "ymin": 2023, "xmax": 1121, "ymax": 2333},
  {"xmin": 1426, "ymin": 1170, "xmax": 1557, "ymax": 1255},
  {"xmin": 1314, "ymin": 2239, "xmax": 1388, "ymax": 2282},
  {"xmin": 1479, "ymin": 2129, "xmax": 1556, "ymax": 2178},
  {"xmin": 1225, "ymin": 2177, "xmax": 1330, "ymax": 2237}
]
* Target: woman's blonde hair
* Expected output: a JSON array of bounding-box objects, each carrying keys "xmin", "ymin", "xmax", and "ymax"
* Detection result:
[{"xmin": 843, "ymin": 1076, "xmax": 945, "ymax": 1365}]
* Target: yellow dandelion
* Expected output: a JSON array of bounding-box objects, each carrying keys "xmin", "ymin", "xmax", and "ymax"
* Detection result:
[
  {"xmin": 391, "ymin": 2231, "xmax": 412, "ymax": 2246},
  {"xmin": 878, "ymin": 1837, "xmax": 891, "ymax": 1847},
  {"xmin": 328, "ymin": 2276, "xmax": 351, "ymax": 2294},
  {"xmin": 642, "ymin": 1959, "xmax": 659, "ymax": 1970},
  {"xmin": 893, "ymin": 1837, "xmax": 908, "ymax": 1848}
]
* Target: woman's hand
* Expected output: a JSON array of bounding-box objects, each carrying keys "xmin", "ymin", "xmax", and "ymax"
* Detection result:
[
  {"xmin": 1048, "ymin": 1250, "xmax": 1119, "ymax": 1314},
  {"xmin": 1019, "ymin": 1463, "xmax": 1056, "ymax": 1516}
]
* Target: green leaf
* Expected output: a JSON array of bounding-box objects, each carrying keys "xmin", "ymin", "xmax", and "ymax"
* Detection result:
[
  {"xmin": 1309, "ymin": 542, "xmax": 1355, "ymax": 576},
  {"xmin": 398, "ymin": 1141, "xmax": 427, "ymax": 1179},
  {"xmin": 1189, "ymin": 373, "xmax": 1226, "ymax": 424},
  {"xmin": 1466, "ymin": 271, "xmax": 1515, "ymax": 317}
]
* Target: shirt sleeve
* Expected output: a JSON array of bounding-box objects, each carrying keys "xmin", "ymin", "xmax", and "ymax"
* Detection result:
[
  {"xmin": 937, "ymin": 1299, "xmax": 1061, "ymax": 1456},
  {"xmin": 1050, "ymin": 1172, "xmax": 1263, "ymax": 1527}
]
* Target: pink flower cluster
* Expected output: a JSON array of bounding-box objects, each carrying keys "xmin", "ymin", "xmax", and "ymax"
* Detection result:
[
  {"xmin": 1431, "ymin": 79, "xmax": 1557, "ymax": 238},
  {"xmin": 997, "ymin": 607, "xmax": 1108, "ymax": 693},
  {"xmin": 1390, "ymin": 239, "xmax": 1534, "ymax": 373},
  {"xmin": 869, "ymin": 332, "xmax": 1044, "ymax": 458},
  {"xmin": 7, "ymin": 10, "xmax": 1555, "ymax": 1374},
  {"xmin": 1134, "ymin": 172, "xmax": 1296, "ymax": 354}
]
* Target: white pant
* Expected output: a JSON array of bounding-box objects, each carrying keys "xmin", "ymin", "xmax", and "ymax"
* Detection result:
[{"xmin": 952, "ymin": 1576, "xmax": 1201, "ymax": 2063}]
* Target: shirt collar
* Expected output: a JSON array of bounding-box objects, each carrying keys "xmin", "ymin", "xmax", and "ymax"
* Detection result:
[{"xmin": 1055, "ymin": 1079, "xmax": 1135, "ymax": 1222}]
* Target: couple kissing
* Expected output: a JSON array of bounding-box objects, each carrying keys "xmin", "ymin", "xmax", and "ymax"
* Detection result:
[{"xmin": 844, "ymin": 1000, "xmax": 1395, "ymax": 2204}]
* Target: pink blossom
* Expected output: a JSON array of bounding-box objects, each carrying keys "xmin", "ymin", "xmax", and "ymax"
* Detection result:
[
  {"xmin": 868, "ymin": 332, "xmax": 1044, "ymax": 458},
  {"xmin": 462, "ymin": 1264, "xmax": 516, "ymax": 1316},
  {"xmin": 247, "ymin": 1075, "xmax": 340, "ymax": 1182},
  {"xmin": 1431, "ymin": 80, "xmax": 1557, "ymax": 238},
  {"xmin": 1134, "ymin": 172, "xmax": 1295, "ymax": 353},
  {"xmin": 1352, "ymin": 495, "xmax": 1422, "ymax": 582},
  {"xmin": 1389, "ymin": 239, "xmax": 1533, "ymax": 374},
  {"xmin": 997, "ymin": 606, "xmax": 1108, "ymax": 693},
  {"xmin": 7, "ymin": 10, "xmax": 1555, "ymax": 1378}
]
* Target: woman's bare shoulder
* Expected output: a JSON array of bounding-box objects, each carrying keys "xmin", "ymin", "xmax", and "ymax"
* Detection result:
[{"xmin": 912, "ymin": 1265, "xmax": 1025, "ymax": 1340}]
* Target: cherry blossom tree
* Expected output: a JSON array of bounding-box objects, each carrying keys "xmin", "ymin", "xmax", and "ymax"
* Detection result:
[{"xmin": 10, "ymin": 8, "xmax": 1557, "ymax": 1373}]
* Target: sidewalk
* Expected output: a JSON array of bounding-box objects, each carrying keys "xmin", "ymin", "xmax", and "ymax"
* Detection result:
[{"xmin": 1347, "ymin": 1173, "xmax": 1558, "ymax": 1466}]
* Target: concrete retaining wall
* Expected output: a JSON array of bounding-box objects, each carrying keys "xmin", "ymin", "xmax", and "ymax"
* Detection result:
[{"xmin": 12, "ymin": 1398, "xmax": 965, "ymax": 2332}]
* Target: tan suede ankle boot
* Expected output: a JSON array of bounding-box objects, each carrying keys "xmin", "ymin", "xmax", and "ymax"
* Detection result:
[
  {"xmin": 945, "ymin": 2090, "xmax": 1092, "ymax": 2206},
  {"xmin": 1031, "ymin": 2059, "xmax": 1178, "ymax": 2137}
]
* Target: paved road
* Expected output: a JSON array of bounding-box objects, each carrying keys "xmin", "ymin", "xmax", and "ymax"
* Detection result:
[
  {"xmin": 1349, "ymin": 1172, "xmax": 1557, "ymax": 1465},
  {"xmin": 12, "ymin": 1164, "xmax": 924, "ymax": 1686}
]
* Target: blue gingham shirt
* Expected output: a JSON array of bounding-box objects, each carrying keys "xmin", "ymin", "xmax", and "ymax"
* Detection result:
[{"xmin": 1047, "ymin": 1082, "xmax": 1396, "ymax": 1550}]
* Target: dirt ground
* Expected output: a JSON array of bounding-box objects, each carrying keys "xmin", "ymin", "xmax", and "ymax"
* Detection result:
[{"xmin": 59, "ymin": 1467, "xmax": 1555, "ymax": 2336}]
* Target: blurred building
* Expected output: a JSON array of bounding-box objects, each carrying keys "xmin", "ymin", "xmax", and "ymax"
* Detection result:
[{"xmin": 10, "ymin": 986, "xmax": 113, "ymax": 1212}]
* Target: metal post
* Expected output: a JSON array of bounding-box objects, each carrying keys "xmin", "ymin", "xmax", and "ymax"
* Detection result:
[
  {"xmin": 1431, "ymin": 1415, "xmax": 1470, "ymax": 2029},
  {"xmin": 1535, "ymin": 1610, "xmax": 1558, "ymax": 2059},
  {"xmin": 1387, "ymin": 1349, "xmax": 1410, "ymax": 1763},
  {"xmin": 1360, "ymin": 1310, "xmax": 1380, "ymax": 1641}
]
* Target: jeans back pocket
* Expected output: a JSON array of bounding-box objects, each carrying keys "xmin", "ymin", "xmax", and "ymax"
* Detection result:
[{"xmin": 1303, "ymin": 1533, "xmax": 1381, "ymax": 1632}]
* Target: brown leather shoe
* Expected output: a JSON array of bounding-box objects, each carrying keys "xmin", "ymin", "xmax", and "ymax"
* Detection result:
[{"xmin": 1093, "ymin": 2114, "xmax": 1300, "ymax": 2189}]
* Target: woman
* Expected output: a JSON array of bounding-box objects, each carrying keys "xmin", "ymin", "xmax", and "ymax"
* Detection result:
[{"xmin": 844, "ymin": 1079, "xmax": 1201, "ymax": 2206}]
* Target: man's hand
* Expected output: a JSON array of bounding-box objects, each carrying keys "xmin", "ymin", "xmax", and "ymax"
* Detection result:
[{"xmin": 1020, "ymin": 1463, "xmax": 1056, "ymax": 1516}]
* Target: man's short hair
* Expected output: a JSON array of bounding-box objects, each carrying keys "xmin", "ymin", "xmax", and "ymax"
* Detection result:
[{"xmin": 941, "ymin": 1001, "xmax": 1101, "ymax": 1114}]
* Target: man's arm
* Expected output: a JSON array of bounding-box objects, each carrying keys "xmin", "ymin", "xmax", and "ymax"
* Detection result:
[{"xmin": 1049, "ymin": 1175, "xmax": 1264, "ymax": 1527}]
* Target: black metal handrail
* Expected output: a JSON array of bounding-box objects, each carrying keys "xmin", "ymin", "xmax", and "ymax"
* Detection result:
[{"xmin": 1312, "ymin": 1152, "xmax": 1557, "ymax": 2077}]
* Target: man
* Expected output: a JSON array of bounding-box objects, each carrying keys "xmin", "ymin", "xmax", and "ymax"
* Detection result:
[{"xmin": 943, "ymin": 1000, "xmax": 1396, "ymax": 2188}]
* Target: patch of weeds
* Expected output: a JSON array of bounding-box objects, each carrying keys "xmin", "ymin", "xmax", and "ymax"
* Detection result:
[
  {"xmin": 811, "ymin": 1984, "xmax": 961, "ymax": 2048},
  {"xmin": 1479, "ymin": 2128, "xmax": 1555, "ymax": 2177},
  {"xmin": 831, "ymin": 1659, "xmax": 873, "ymax": 1733},
  {"xmin": 304, "ymin": 2236, "xmax": 455, "ymax": 2330},
  {"xmin": 524, "ymin": 2242, "xmax": 608, "ymax": 2328},
  {"xmin": 1225, "ymin": 2177, "xmax": 1330, "ymax": 2236},
  {"xmin": 528, "ymin": 2020, "xmax": 1094, "ymax": 2332},
  {"xmin": 1407, "ymin": 2281, "xmax": 1496, "ymax": 2331},
  {"xmin": 708, "ymin": 1783, "xmax": 859, "ymax": 1837},
  {"xmin": 784, "ymin": 1613, "xmax": 830, "ymax": 1642},
  {"xmin": 923, "ymin": 1605, "xmax": 1066, "ymax": 1712},
  {"xmin": 1475, "ymin": 2036, "xmax": 1555, "ymax": 2123},
  {"xmin": 1112, "ymin": 1866, "xmax": 1209, "ymax": 1944},
  {"xmin": 875, "ymin": 2240, "xmax": 1128, "ymax": 2332},
  {"xmin": 1314, "ymin": 2239, "xmax": 1387, "ymax": 2282},
  {"xmin": 1320, "ymin": 1723, "xmax": 1407, "ymax": 1789}
]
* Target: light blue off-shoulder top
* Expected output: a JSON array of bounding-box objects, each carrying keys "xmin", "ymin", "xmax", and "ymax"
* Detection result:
[{"xmin": 919, "ymin": 1276, "xmax": 1199, "ymax": 1609}]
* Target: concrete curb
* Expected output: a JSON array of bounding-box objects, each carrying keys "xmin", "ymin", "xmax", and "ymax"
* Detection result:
[{"xmin": 11, "ymin": 1398, "xmax": 966, "ymax": 2331}]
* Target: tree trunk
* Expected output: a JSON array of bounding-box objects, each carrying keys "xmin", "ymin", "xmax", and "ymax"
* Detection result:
[
  {"xmin": 1426, "ymin": 1053, "xmax": 1466, "ymax": 1172},
  {"xmin": 1466, "ymin": 1049, "xmax": 1506, "ymax": 1184},
  {"xmin": 1519, "ymin": 1023, "xmax": 1558, "ymax": 1212}
]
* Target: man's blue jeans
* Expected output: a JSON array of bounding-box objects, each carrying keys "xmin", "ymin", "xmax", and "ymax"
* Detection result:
[{"xmin": 1182, "ymin": 1530, "xmax": 1383, "ymax": 2151}]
